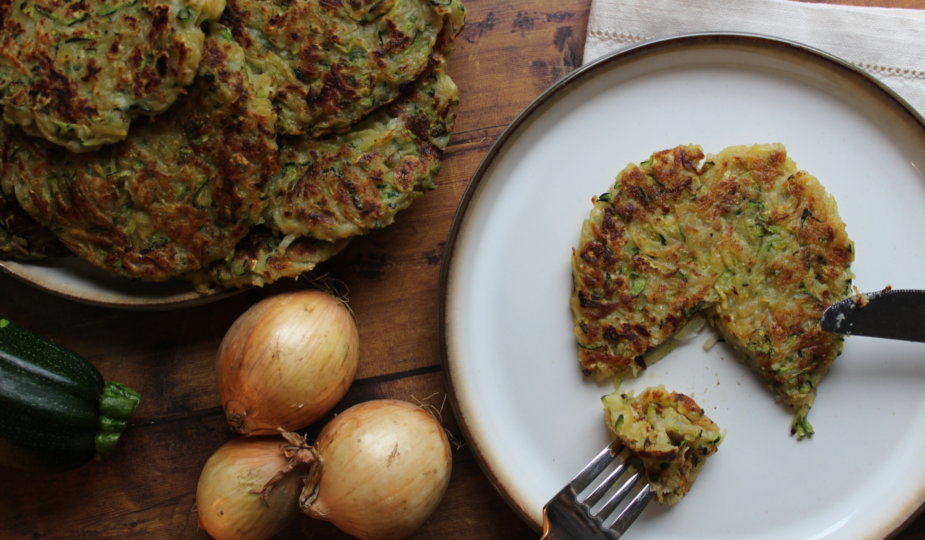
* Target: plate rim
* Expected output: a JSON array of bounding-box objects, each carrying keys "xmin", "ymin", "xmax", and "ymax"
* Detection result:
[
  {"xmin": 0, "ymin": 259, "xmax": 236, "ymax": 310},
  {"xmin": 438, "ymin": 31, "xmax": 925, "ymax": 536}
]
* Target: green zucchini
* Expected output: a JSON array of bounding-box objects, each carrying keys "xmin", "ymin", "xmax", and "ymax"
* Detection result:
[{"xmin": 0, "ymin": 318, "xmax": 141, "ymax": 471}]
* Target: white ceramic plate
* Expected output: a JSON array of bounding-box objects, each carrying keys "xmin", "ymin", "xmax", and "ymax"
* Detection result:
[
  {"xmin": 0, "ymin": 257, "xmax": 220, "ymax": 309},
  {"xmin": 441, "ymin": 33, "xmax": 925, "ymax": 539}
]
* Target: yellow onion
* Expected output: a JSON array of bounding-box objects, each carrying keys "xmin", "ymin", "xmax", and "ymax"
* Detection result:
[
  {"xmin": 217, "ymin": 289, "xmax": 360, "ymax": 435},
  {"xmin": 300, "ymin": 399, "xmax": 453, "ymax": 540},
  {"xmin": 196, "ymin": 434, "xmax": 319, "ymax": 540}
]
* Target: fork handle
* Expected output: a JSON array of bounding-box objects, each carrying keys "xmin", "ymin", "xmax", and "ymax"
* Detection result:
[
  {"xmin": 541, "ymin": 490, "xmax": 611, "ymax": 539},
  {"xmin": 539, "ymin": 506, "xmax": 571, "ymax": 540}
]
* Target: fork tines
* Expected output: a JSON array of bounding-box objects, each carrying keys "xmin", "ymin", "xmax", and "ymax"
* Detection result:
[{"xmin": 572, "ymin": 443, "xmax": 653, "ymax": 535}]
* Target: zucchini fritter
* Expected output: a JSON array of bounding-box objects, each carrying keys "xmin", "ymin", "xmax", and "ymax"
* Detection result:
[
  {"xmin": 0, "ymin": 27, "xmax": 278, "ymax": 280},
  {"xmin": 266, "ymin": 57, "xmax": 458, "ymax": 242},
  {"xmin": 603, "ymin": 386, "xmax": 722, "ymax": 505},
  {"xmin": 219, "ymin": 0, "xmax": 464, "ymax": 136},
  {"xmin": 0, "ymin": 0, "xmax": 225, "ymax": 152},
  {"xmin": 572, "ymin": 144, "xmax": 854, "ymax": 437},
  {"xmin": 0, "ymin": 131, "xmax": 62, "ymax": 259},
  {"xmin": 189, "ymin": 227, "xmax": 350, "ymax": 291},
  {"xmin": 0, "ymin": 0, "xmax": 466, "ymax": 290},
  {"xmin": 193, "ymin": 57, "xmax": 459, "ymax": 291},
  {"xmin": 0, "ymin": 185, "xmax": 63, "ymax": 260}
]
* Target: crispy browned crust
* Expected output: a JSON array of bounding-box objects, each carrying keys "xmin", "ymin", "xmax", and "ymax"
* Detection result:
[
  {"xmin": 573, "ymin": 144, "xmax": 854, "ymax": 436},
  {"xmin": 0, "ymin": 182, "xmax": 65, "ymax": 260},
  {"xmin": 266, "ymin": 56, "xmax": 458, "ymax": 242},
  {"xmin": 192, "ymin": 56, "xmax": 459, "ymax": 291},
  {"xmin": 0, "ymin": 0, "xmax": 223, "ymax": 151},
  {"xmin": 1, "ymin": 28, "xmax": 277, "ymax": 280},
  {"xmin": 0, "ymin": 1, "xmax": 466, "ymax": 289},
  {"xmin": 218, "ymin": 0, "xmax": 464, "ymax": 137},
  {"xmin": 188, "ymin": 226, "xmax": 350, "ymax": 292},
  {"xmin": 573, "ymin": 145, "xmax": 709, "ymax": 375}
]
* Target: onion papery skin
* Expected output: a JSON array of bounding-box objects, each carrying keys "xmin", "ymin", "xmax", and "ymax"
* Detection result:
[
  {"xmin": 217, "ymin": 290, "xmax": 360, "ymax": 435},
  {"xmin": 196, "ymin": 436, "xmax": 311, "ymax": 540},
  {"xmin": 301, "ymin": 399, "xmax": 453, "ymax": 540}
]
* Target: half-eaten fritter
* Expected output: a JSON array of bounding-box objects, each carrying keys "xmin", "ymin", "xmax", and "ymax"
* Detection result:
[
  {"xmin": 572, "ymin": 144, "xmax": 854, "ymax": 437},
  {"xmin": 603, "ymin": 385, "xmax": 723, "ymax": 505}
]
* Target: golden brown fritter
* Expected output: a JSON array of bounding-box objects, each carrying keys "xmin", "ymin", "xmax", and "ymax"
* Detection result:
[
  {"xmin": 1, "ymin": 26, "xmax": 277, "ymax": 280},
  {"xmin": 603, "ymin": 385, "xmax": 723, "ymax": 505},
  {"xmin": 0, "ymin": 121, "xmax": 63, "ymax": 259},
  {"xmin": 188, "ymin": 227, "xmax": 350, "ymax": 291},
  {"xmin": 0, "ymin": 1, "xmax": 466, "ymax": 290},
  {"xmin": 265, "ymin": 56, "xmax": 458, "ymax": 242},
  {"xmin": 192, "ymin": 56, "xmax": 459, "ymax": 292},
  {"xmin": 0, "ymin": 185, "xmax": 64, "ymax": 260},
  {"xmin": 0, "ymin": 0, "xmax": 225, "ymax": 152},
  {"xmin": 572, "ymin": 144, "xmax": 854, "ymax": 437},
  {"xmin": 219, "ymin": 0, "xmax": 464, "ymax": 136}
]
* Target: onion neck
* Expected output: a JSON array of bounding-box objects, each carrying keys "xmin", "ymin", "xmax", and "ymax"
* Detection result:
[{"xmin": 276, "ymin": 431, "xmax": 323, "ymax": 509}]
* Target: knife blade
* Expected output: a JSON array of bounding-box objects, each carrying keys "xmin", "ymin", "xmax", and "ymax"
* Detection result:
[{"xmin": 820, "ymin": 288, "xmax": 925, "ymax": 342}]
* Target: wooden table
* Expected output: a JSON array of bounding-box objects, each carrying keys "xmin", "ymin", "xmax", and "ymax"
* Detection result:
[{"xmin": 1, "ymin": 0, "xmax": 923, "ymax": 538}]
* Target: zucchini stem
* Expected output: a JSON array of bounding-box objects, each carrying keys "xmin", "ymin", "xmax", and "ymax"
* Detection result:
[{"xmin": 95, "ymin": 381, "xmax": 141, "ymax": 460}]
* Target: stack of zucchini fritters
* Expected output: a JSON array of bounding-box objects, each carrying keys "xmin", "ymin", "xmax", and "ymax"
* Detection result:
[{"xmin": 0, "ymin": 0, "xmax": 464, "ymax": 292}]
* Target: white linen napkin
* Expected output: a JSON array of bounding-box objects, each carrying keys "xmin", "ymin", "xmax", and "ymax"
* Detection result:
[{"xmin": 584, "ymin": 0, "xmax": 925, "ymax": 114}]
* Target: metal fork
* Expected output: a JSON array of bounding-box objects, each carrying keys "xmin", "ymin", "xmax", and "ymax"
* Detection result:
[{"xmin": 541, "ymin": 441, "xmax": 653, "ymax": 539}]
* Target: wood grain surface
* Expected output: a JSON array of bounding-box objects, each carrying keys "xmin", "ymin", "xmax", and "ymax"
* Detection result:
[{"xmin": 1, "ymin": 0, "xmax": 923, "ymax": 538}]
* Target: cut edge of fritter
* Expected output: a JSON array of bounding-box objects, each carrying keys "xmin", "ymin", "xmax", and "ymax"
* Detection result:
[{"xmin": 697, "ymin": 144, "xmax": 854, "ymax": 438}]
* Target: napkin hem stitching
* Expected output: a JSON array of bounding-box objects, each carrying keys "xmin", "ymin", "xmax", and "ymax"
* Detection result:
[
  {"xmin": 857, "ymin": 63, "xmax": 925, "ymax": 81},
  {"xmin": 587, "ymin": 27, "xmax": 645, "ymax": 45},
  {"xmin": 587, "ymin": 28, "xmax": 925, "ymax": 81}
]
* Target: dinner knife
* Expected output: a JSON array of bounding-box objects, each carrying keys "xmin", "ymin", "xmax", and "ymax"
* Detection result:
[{"xmin": 820, "ymin": 288, "xmax": 925, "ymax": 342}]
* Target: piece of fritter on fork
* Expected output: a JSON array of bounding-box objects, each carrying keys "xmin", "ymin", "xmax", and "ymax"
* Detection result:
[{"xmin": 603, "ymin": 385, "xmax": 723, "ymax": 504}]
